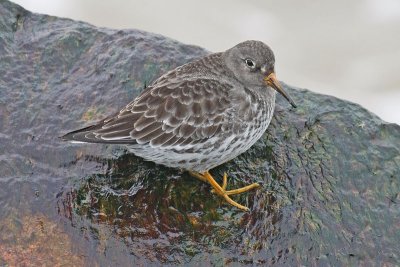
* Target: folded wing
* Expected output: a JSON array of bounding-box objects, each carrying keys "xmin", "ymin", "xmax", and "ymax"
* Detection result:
[{"xmin": 62, "ymin": 78, "xmax": 234, "ymax": 147}]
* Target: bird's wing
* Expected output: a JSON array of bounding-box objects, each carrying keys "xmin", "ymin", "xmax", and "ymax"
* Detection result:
[{"xmin": 62, "ymin": 78, "xmax": 238, "ymax": 147}]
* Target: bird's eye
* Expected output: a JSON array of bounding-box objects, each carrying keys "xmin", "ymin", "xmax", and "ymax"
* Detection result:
[{"xmin": 244, "ymin": 58, "xmax": 256, "ymax": 68}]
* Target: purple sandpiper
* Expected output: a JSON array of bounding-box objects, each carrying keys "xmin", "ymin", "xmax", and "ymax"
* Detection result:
[{"xmin": 62, "ymin": 40, "xmax": 297, "ymax": 211}]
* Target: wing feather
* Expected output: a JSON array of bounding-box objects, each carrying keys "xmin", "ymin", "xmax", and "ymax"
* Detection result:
[{"xmin": 62, "ymin": 78, "xmax": 236, "ymax": 148}]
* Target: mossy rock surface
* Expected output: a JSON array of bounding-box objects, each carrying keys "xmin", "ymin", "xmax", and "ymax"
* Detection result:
[{"xmin": 1, "ymin": 1, "xmax": 399, "ymax": 265}]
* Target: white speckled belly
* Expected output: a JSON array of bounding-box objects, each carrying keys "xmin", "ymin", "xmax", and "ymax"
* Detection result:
[{"xmin": 128, "ymin": 92, "xmax": 276, "ymax": 172}]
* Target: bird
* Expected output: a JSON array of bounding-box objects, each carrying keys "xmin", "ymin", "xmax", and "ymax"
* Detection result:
[{"xmin": 62, "ymin": 40, "xmax": 297, "ymax": 211}]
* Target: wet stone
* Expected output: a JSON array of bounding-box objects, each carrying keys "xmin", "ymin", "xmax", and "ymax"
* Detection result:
[{"xmin": 1, "ymin": 0, "xmax": 400, "ymax": 266}]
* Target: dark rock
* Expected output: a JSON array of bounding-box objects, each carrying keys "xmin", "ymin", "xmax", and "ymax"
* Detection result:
[{"xmin": 0, "ymin": 1, "xmax": 399, "ymax": 265}]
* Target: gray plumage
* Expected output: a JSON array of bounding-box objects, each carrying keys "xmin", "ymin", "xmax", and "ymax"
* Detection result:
[{"xmin": 62, "ymin": 40, "xmax": 296, "ymax": 172}]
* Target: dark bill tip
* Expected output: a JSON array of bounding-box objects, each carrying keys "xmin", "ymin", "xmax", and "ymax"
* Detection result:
[{"xmin": 264, "ymin": 73, "xmax": 297, "ymax": 108}]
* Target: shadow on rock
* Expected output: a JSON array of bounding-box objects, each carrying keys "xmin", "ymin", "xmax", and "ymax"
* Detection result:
[{"xmin": 56, "ymin": 147, "xmax": 289, "ymax": 264}]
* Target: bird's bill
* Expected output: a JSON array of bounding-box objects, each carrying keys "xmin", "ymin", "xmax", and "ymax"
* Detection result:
[{"xmin": 264, "ymin": 73, "xmax": 297, "ymax": 108}]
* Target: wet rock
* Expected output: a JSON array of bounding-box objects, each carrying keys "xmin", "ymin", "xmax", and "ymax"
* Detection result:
[
  {"xmin": 1, "ymin": 0, "xmax": 399, "ymax": 265},
  {"xmin": 0, "ymin": 213, "xmax": 85, "ymax": 266}
]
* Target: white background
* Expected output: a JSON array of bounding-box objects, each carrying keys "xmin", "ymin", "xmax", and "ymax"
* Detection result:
[{"xmin": 12, "ymin": 0, "xmax": 400, "ymax": 124}]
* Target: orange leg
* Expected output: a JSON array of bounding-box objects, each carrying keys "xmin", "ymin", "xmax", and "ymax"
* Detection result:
[{"xmin": 189, "ymin": 171, "xmax": 260, "ymax": 211}]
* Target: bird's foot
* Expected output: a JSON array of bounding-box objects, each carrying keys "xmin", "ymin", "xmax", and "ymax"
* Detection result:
[{"xmin": 189, "ymin": 171, "xmax": 260, "ymax": 211}]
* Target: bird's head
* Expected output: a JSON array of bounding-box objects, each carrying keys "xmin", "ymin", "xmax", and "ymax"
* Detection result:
[{"xmin": 223, "ymin": 40, "xmax": 297, "ymax": 108}]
